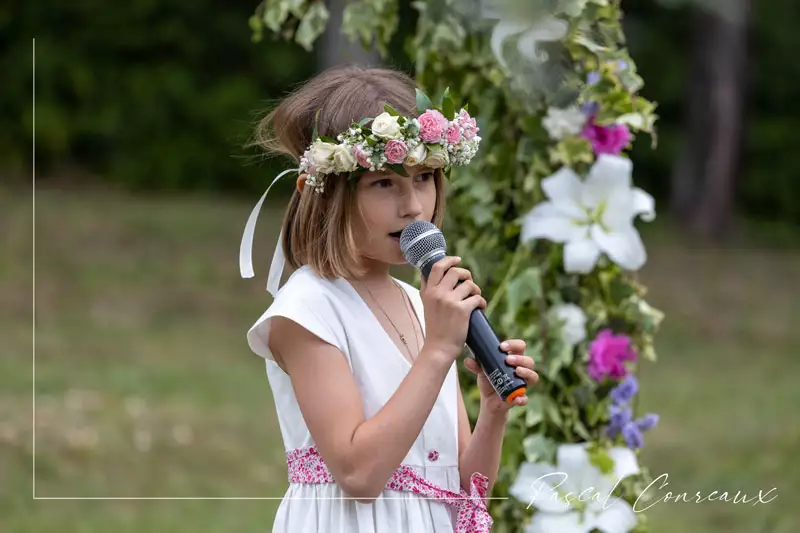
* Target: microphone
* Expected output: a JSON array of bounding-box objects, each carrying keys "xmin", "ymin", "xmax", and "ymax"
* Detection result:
[{"xmin": 400, "ymin": 221, "xmax": 527, "ymax": 404}]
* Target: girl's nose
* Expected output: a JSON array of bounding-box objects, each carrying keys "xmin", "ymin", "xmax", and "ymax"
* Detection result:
[{"xmin": 400, "ymin": 188, "xmax": 424, "ymax": 218}]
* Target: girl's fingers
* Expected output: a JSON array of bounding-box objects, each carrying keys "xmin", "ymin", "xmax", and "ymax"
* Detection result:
[
  {"xmin": 499, "ymin": 339, "xmax": 526, "ymax": 354},
  {"xmin": 427, "ymin": 256, "xmax": 462, "ymax": 288},
  {"xmin": 515, "ymin": 367, "xmax": 539, "ymax": 385},
  {"xmin": 505, "ymin": 354, "xmax": 535, "ymax": 369}
]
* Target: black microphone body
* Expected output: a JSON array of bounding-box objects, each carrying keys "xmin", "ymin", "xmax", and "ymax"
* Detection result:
[{"xmin": 419, "ymin": 250, "xmax": 528, "ymax": 404}]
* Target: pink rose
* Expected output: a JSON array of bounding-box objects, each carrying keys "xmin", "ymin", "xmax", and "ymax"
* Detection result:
[
  {"xmin": 418, "ymin": 109, "xmax": 447, "ymax": 143},
  {"xmin": 383, "ymin": 139, "xmax": 408, "ymax": 164},
  {"xmin": 353, "ymin": 145, "xmax": 371, "ymax": 168},
  {"xmin": 588, "ymin": 329, "xmax": 637, "ymax": 382},
  {"xmin": 445, "ymin": 123, "xmax": 462, "ymax": 145},
  {"xmin": 301, "ymin": 149, "xmax": 317, "ymax": 176},
  {"xmin": 581, "ymin": 118, "xmax": 631, "ymax": 155},
  {"xmin": 458, "ymin": 109, "xmax": 479, "ymax": 140}
]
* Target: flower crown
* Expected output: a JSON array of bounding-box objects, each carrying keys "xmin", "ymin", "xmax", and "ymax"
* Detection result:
[{"xmin": 299, "ymin": 88, "xmax": 481, "ymax": 192}]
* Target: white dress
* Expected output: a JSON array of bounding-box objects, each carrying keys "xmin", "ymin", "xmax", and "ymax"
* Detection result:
[{"xmin": 247, "ymin": 265, "xmax": 472, "ymax": 533}]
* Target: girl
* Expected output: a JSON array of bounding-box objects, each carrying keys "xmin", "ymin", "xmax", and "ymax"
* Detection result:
[{"xmin": 239, "ymin": 65, "xmax": 538, "ymax": 533}]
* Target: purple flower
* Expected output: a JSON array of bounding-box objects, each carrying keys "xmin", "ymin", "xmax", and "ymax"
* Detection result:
[
  {"xmin": 622, "ymin": 421, "xmax": 644, "ymax": 449},
  {"xmin": 607, "ymin": 403, "xmax": 632, "ymax": 438},
  {"xmin": 608, "ymin": 411, "xmax": 659, "ymax": 449},
  {"xmin": 587, "ymin": 72, "xmax": 601, "ymax": 85},
  {"xmin": 636, "ymin": 413, "xmax": 659, "ymax": 432},
  {"xmin": 610, "ymin": 375, "xmax": 639, "ymax": 405},
  {"xmin": 581, "ymin": 118, "xmax": 632, "ymax": 156},
  {"xmin": 580, "ymin": 101, "xmax": 600, "ymax": 117},
  {"xmin": 604, "ymin": 373, "xmax": 659, "ymax": 449},
  {"xmin": 588, "ymin": 329, "xmax": 637, "ymax": 382},
  {"xmin": 616, "ymin": 60, "xmax": 629, "ymax": 72}
]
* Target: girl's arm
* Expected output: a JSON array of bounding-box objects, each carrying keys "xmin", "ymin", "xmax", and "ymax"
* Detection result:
[
  {"xmin": 268, "ymin": 316, "xmax": 457, "ymax": 502},
  {"xmin": 454, "ymin": 373, "xmax": 508, "ymax": 495},
  {"xmin": 455, "ymin": 341, "xmax": 537, "ymax": 495}
]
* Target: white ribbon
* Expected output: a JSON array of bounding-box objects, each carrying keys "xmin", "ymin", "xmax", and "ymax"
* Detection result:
[{"xmin": 239, "ymin": 167, "xmax": 299, "ymax": 296}]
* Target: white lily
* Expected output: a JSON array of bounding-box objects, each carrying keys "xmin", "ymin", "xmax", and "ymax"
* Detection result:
[
  {"xmin": 509, "ymin": 444, "xmax": 640, "ymax": 533},
  {"xmin": 549, "ymin": 303, "xmax": 587, "ymax": 346},
  {"xmin": 560, "ymin": 0, "xmax": 588, "ymax": 17},
  {"xmin": 489, "ymin": 15, "xmax": 568, "ymax": 66},
  {"xmin": 521, "ymin": 155, "xmax": 655, "ymax": 273}
]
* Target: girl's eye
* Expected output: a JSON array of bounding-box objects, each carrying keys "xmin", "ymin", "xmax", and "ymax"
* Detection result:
[
  {"xmin": 373, "ymin": 178, "xmax": 393, "ymax": 188},
  {"xmin": 416, "ymin": 172, "xmax": 434, "ymax": 182}
]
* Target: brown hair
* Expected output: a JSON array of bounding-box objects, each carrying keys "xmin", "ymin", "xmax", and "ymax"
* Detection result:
[{"xmin": 252, "ymin": 65, "xmax": 447, "ymax": 280}]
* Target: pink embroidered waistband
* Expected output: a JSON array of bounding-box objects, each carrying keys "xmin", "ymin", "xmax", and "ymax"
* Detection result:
[{"xmin": 286, "ymin": 446, "xmax": 493, "ymax": 533}]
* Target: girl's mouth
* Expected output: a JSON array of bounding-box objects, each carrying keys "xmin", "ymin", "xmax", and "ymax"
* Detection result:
[{"xmin": 389, "ymin": 231, "xmax": 402, "ymax": 240}]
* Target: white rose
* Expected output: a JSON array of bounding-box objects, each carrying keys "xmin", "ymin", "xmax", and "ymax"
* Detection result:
[
  {"xmin": 309, "ymin": 141, "xmax": 338, "ymax": 174},
  {"xmin": 332, "ymin": 144, "xmax": 357, "ymax": 173},
  {"xmin": 423, "ymin": 145, "xmax": 449, "ymax": 169},
  {"xmin": 542, "ymin": 106, "xmax": 587, "ymax": 140},
  {"xmin": 371, "ymin": 112, "xmax": 403, "ymax": 140},
  {"xmin": 405, "ymin": 143, "xmax": 428, "ymax": 166},
  {"xmin": 548, "ymin": 303, "xmax": 587, "ymax": 346}
]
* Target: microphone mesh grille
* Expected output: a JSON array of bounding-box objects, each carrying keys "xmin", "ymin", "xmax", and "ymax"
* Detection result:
[{"xmin": 400, "ymin": 221, "xmax": 447, "ymax": 266}]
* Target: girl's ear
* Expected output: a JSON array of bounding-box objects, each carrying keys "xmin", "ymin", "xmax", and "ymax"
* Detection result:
[{"xmin": 296, "ymin": 173, "xmax": 307, "ymax": 192}]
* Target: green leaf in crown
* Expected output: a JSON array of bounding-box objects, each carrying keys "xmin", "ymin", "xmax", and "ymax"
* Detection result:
[{"xmin": 415, "ymin": 87, "xmax": 434, "ymax": 114}]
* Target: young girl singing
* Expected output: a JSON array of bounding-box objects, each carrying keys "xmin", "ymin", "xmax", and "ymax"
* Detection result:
[{"xmin": 239, "ymin": 65, "xmax": 538, "ymax": 533}]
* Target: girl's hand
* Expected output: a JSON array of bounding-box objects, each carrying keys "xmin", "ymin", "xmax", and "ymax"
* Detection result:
[
  {"xmin": 420, "ymin": 256, "xmax": 486, "ymax": 363},
  {"xmin": 463, "ymin": 339, "xmax": 538, "ymax": 416}
]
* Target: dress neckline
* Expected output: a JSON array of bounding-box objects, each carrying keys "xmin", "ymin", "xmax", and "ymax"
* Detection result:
[{"xmin": 340, "ymin": 276, "xmax": 424, "ymax": 370}]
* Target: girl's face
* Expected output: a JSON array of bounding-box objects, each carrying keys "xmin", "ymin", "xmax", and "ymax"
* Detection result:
[{"xmin": 352, "ymin": 164, "xmax": 437, "ymax": 268}]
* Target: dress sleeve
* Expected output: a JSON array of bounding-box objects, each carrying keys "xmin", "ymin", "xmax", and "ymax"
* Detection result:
[{"xmin": 246, "ymin": 284, "xmax": 348, "ymax": 364}]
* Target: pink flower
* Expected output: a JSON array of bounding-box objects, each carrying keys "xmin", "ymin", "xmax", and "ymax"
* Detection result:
[
  {"xmin": 445, "ymin": 123, "xmax": 462, "ymax": 145},
  {"xmin": 581, "ymin": 118, "xmax": 631, "ymax": 155},
  {"xmin": 353, "ymin": 145, "xmax": 371, "ymax": 168},
  {"xmin": 418, "ymin": 109, "xmax": 447, "ymax": 143},
  {"xmin": 458, "ymin": 109, "xmax": 479, "ymax": 140},
  {"xmin": 301, "ymin": 149, "xmax": 317, "ymax": 176},
  {"xmin": 588, "ymin": 329, "xmax": 637, "ymax": 382},
  {"xmin": 383, "ymin": 140, "xmax": 408, "ymax": 164}
]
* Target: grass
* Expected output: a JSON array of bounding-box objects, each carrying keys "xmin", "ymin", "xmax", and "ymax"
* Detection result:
[{"xmin": 1, "ymin": 183, "xmax": 798, "ymax": 532}]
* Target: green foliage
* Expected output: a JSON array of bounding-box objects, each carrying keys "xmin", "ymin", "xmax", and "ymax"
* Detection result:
[
  {"xmin": 1, "ymin": 0, "xmax": 315, "ymax": 192},
  {"xmin": 342, "ymin": 0, "xmax": 400, "ymax": 57},
  {"xmin": 250, "ymin": 0, "xmax": 330, "ymax": 51},
  {"xmin": 252, "ymin": 0, "xmax": 400, "ymax": 56}
]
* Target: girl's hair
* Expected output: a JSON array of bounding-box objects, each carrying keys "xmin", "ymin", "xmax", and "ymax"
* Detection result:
[{"xmin": 252, "ymin": 65, "xmax": 447, "ymax": 280}]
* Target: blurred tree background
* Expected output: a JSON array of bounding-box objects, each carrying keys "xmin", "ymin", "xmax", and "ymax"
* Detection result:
[{"xmin": 4, "ymin": 0, "xmax": 799, "ymax": 231}]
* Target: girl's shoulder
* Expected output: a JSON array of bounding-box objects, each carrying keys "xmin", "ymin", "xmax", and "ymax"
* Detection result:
[
  {"xmin": 275, "ymin": 264, "xmax": 334, "ymax": 299},
  {"xmin": 247, "ymin": 265, "xmax": 350, "ymax": 361}
]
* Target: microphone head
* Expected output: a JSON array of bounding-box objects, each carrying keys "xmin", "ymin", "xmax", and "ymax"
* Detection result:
[{"xmin": 400, "ymin": 221, "xmax": 447, "ymax": 268}]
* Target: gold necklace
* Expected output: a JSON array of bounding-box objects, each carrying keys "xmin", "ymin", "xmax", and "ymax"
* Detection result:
[
  {"xmin": 395, "ymin": 280, "xmax": 422, "ymax": 356},
  {"xmin": 362, "ymin": 279, "xmax": 421, "ymax": 362}
]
